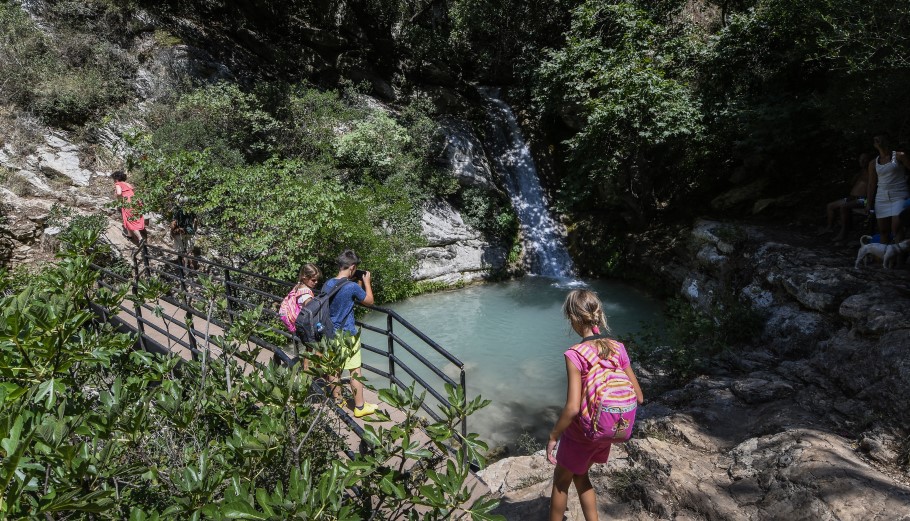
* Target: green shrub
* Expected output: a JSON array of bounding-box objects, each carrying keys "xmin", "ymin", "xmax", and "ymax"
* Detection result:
[
  {"xmin": 143, "ymin": 82, "xmax": 281, "ymax": 167},
  {"xmin": 0, "ymin": 235, "xmax": 503, "ymax": 519},
  {"xmin": 132, "ymin": 82, "xmax": 462, "ymax": 302},
  {"xmin": 625, "ymin": 297, "xmax": 766, "ymax": 383},
  {"xmin": 457, "ymin": 186, "xmax": 517, "ymax": 241}
]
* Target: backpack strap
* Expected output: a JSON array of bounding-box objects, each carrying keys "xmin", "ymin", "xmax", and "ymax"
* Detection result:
[
  {"xmin": 320, "ymin": 279, "xmax": 356, "ymax": 325},
  {"xmin": 319, "ymin": 279, "xmax": 351, "ymax": 299},
  {"xmin": 571, "ymin": 336, "xmax": 620, "ymax": 370}
]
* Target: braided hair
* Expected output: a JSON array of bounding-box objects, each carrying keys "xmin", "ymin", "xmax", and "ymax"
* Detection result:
[
  {"xmin": 562, "ymin": 289, "xmax": 615, "ymax": 359},
  {"xmin": 295, "ymin": 263, "xmax": 321, "ymax": 291}
]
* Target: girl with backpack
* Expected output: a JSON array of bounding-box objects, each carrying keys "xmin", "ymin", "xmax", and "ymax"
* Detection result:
[
  {"xmin": 546, "ymin": 289, "xmax": 644, "ymax": 521},
  {"xmin": 279, "ymin": 264, "xmax": 321, "ymax": 359},
  {"xmin": 110, "ymin": 170, "xmax": 146, "ymax": 245}
]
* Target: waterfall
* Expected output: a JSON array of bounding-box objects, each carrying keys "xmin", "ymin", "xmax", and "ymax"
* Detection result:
[{"xmin": 480, "ymin": 88, "xmax": 576, "ymax": 279}]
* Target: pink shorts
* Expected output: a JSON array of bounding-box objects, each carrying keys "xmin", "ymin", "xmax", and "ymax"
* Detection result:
[{"xmin": 555, "ymin": 426, "xmax": 612, "ymax": 475}]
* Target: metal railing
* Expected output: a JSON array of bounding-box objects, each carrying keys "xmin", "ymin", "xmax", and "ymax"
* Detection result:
[{"xmin": 90, "ymin": 240, "xmax": 468, "ymax": 439}]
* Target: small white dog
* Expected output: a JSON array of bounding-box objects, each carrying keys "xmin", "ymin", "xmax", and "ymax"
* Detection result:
[{"xmin": 855, "ymin": 235, "xmax": 910, "ymax": 269}]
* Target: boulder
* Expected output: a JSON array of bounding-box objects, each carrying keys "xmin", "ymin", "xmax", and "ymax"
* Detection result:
[
  {"xmin": 34, "ymin": 134, "xmax": 93, "ymax": 187},
  {"xmin": 414, "ymin": 199, "xmax": 506, "ymax": 284}
]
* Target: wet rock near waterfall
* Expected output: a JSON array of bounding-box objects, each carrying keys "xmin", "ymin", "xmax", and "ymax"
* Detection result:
[
  {"xmin": 438, "ymin": 119, "xmax": 498, "ymax": 191},
  {"xmin": 413, "ymin": 199, "xmax": 506, "ymax": 285}
]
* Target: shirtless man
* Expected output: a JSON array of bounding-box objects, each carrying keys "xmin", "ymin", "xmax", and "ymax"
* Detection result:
[{"xmin": 823, "ymin": 153, "xmax": 871, "ymax": 241}]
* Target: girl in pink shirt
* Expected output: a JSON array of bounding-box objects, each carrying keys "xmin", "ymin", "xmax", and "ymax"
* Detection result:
[
  {"xmin": 111, "ymin": 170, "xmax": 146, "ymax": 245},
  {"xmin": 547, "ymin": 289, "xmax": 644, "ymax": 521}
]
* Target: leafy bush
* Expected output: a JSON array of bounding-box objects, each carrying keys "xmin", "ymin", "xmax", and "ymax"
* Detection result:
[
  {"xmin": 0, "ymin": 233, "xmax": 502, "ymax": 519},
  {"xmin": 625, "ymin": 297, "xmax": 765, "ymax": 383},
  {"xmin": 143, "ymin": 83, "xmax": 281, "ymax": 167},
  {"xmin": 534, "ymin": 0, "xmax": 704, "ymax": 226},
  {"xmin": 457, "ymin": 186, "xmax": 517, "ymax": 241},
  {"xmin": 132, "ymin": 83, "xmax": 461, "ymax": 302}
]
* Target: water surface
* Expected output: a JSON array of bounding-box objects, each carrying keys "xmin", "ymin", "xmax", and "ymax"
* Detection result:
[{"xmin": 360, "ymin": 277, "xmax": 664, "ymax": 448}]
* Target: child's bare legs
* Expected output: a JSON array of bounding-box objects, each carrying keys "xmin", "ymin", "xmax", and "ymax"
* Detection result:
[
  {"xmin": 550, "ymin": 464, "xmax": 573, "ymax": 521},
  {"xmin": 350, "ymin": 367, "xmax": 365, "ymax": 407},
  {"xmin": 551, "ymin": 464, "xmax": 599, "ymax": 521},
  {"xmin": 574, "ymin": 472, "xmax": 598, "ymax": 520}
]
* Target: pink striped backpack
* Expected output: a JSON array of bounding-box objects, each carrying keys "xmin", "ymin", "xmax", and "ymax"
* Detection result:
[
  {"xmin": 278, "ymin": 286, "xmax": 312, "ymax": 332},
  {"xmin": 570, "ymin": 338, "xmax": 638, "ymax": 442}
]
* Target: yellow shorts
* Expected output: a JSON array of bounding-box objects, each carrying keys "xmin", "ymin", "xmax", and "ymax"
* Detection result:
[{"xmin": 342, "ymin": 336, "xmax": 362, "ymax": 371}]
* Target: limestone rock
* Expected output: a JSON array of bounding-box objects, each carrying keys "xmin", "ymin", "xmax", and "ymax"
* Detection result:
[
  {"xmin": 478, "ymin": 452, "xmax": 550, "ymax": 496},
  {"xmin": 414, "ymin": 199, "xmax": 506, "ymax": 284},
  {"xmin": 728, "ymin": 429, "xmax": 910, "ymax": 520},
  {"xmin": 763, "ymin": 303, "xmax": 832, "ymax": 355},
  {"xmin": 134, "ymin": 38, "xmax": 232, "ymax": 102},
  {"xmin": 731, "ymin": 377, "xmax": 796, "ymax": 404},
  {"xmin": 35, "ymin": 134, "xmax": 93, "ymax": 187},
  {"xmin": 438, "ymin": 119, "xmax": 497, "ymax": 190},
  {"xmin": 839, "ymin": 290, "xmax": 910, "ymax": 334}
]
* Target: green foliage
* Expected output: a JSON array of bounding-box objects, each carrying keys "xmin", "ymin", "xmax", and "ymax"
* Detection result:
[
  {"xmin": 0, "ymin": 241, "xmax": 501, "ymax": 518},
  {"xmin": 0, "ymin": 2, "xmax": 133, "ymax": 128},
  {"xmin": 535, "ymin": 1, "xmax": 704, "ymax": 224},
  {"xmin": 513, "ymin": 431, "xmax": 539, "ymax": 457},
  {"xmin": 143, "ymin": 83, "xmax": 281, "ymax": 167},
  {"xmin": 625, "ymin": 297, "xmax": 765, "ymax": 383},
  {"xmin": 132, "ymin": 83, "xmax": 456, "ymax": 302},
  {"xmin": 448, "ymin": 0, "xmax": 577, "ymax": 80},
  {"xmin": 457, "ymin": 187, "xmax": 517, "ymax": 242}
]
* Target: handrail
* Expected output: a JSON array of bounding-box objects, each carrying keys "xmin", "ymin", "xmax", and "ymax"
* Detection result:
[{"xmin": 89, "ymin": 241, "xmax": 469, "ymax": 441}]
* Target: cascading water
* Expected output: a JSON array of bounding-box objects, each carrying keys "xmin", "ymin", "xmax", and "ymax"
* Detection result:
[{"xmin": 480, "ymin": 87, "xmax": 576, "ymax": 279}]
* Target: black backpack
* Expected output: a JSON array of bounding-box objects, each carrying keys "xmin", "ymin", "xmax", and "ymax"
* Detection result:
[{"xmin": 294, "ymin": 280, "xmax": 351, "ymax": 344}]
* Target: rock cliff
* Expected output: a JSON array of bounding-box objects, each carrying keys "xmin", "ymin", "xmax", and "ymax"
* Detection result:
[{"xmin": 482, "ymin": 220, "xmax": 910, "ymax": 519}]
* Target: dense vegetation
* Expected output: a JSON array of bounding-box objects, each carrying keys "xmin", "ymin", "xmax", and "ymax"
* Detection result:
[
  {"xmin": 4, "ymin": 0, "xmax": 909, "ymax": 278},
  {"xmin": 0, "ymin": 231, "xmax": 499, "ymax": 519},
  {"xmin": 129, "ymin": 82, "xmax": 454, "ymax": 301}
]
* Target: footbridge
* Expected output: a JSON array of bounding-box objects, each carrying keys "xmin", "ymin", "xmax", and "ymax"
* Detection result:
[{"xmin": 86, "ymin": 240, "xmax": 487, "ymax": 501}]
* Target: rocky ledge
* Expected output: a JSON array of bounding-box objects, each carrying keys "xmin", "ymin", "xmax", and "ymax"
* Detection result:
[{"xmin": 481, "ymin": 219, "xmax": 910, "ymax": 519}]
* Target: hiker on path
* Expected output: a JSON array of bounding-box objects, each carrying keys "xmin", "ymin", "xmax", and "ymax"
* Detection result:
[
  {"xmin": 823, "ymin": 153, "xmax": 872, "ymax": 242},
  {"xmin": 111, "ymin": 170, "xmax": 146, "ymax": 246},
  {"xmin": 322, "ymin": 250, "xmax": 378, "ymax": 418},
  {"xmin": 867, "ymin": 135, "xmax": 910, "ymax": 243}
]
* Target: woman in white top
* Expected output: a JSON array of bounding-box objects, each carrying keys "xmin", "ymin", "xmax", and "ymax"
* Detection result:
[{"xmin": 867, "ymin": 135, "xmax": 910, "ymax": 243}]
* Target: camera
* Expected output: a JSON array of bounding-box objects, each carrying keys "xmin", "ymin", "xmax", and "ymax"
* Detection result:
[{"xmin": 352, "ymin": 269, "xmax": 366, "ymax": 281}]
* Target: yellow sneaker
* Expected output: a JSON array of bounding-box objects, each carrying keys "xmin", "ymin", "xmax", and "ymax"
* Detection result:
[{"xmin": 353, "ymin": 402, "xmax": 378, "ymax": 418}]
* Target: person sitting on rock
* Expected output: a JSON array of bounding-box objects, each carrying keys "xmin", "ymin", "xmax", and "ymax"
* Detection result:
[{"xmin": 822, "ymin": 153, "xmax": 871, "ymax": 241}]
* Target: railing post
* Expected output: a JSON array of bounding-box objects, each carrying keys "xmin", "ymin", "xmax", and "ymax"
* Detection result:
[
  {"xmin": 387, "ymin": 314, "xmax": 395, "ymax": 387},
  {"xmin": 223, "ymin": 267, "xmax": 234, "ymax": 326},
  {"xmin": 178, "ymin": 263, "xmax": 199, "ymax": 361},
  {"xmin": 131, "ymin": 244, "xmax": 147, "ymax": 353},
  {"xmin": 140, "ymin": 241, "xmax": 151, "ymax": 278},
  {"xmin": 460, "ymin": 369, "xmax": 467, "ymax": 440}
]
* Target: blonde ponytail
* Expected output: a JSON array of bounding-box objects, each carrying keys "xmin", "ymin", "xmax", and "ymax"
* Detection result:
[{"xmin": 562, "ymin": 289, "xmax": 615, "ymax": 359}]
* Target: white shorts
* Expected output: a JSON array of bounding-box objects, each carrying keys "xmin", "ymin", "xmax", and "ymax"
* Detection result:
[{"xmin": 875, "ymin": 189, "xmax": 910, "ymax": 218}]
